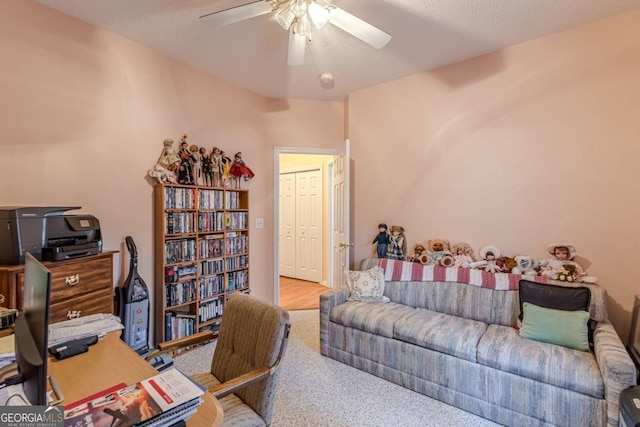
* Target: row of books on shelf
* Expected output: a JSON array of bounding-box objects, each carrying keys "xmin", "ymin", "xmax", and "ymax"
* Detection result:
[
  {"xmin": 227, "ymin": 270, "xmax": 248, "ymax": 292},
  {"xmin": 198, "ymin": 211, "xmax": 225, "ymax": 232},
  {"xmin": 200, "ymin": 258, "xmax": 224, "ymax": 275},
  {"xmin": 225, "ymin": 191, "xmax": 243, "ymax": 209},
  {"xmin": 165, "ymin": 264, "xmax": 197, "ymax": 283},
  {"xmin": 225, "ymin": 233, "xmax": 248, "ymax": 255},
  {"xmin": 226, "ymin": 255, "xmax": 248, "ymax": 270},
  {"xmin": 165, "ymin": 311, "xmax": 196, "ymax": 340},
  {"xmin": 163, "ymin": 187, "xmax": 196, "ymax": 210},
  {"xmin": 164, "ymin": 239, "xmax": 196, "ymax": 264},
  {"xmin": 199, "ymin": 298, "xmax": 223, "ymax": 323},
  {"xmin": 199, "ymin": 189, "xmax": 224, "ymax": 209},
  {"xmin": 165, "ymin": 211, "xmax": 196, "ymax": 234},
  {"xmin": 64, "ymin": 368, "xmax": 204, "ymax": 427},
  {"xmin": 225, "ymin": 212, "xmax": 247, "ymax": 230},
  {"xmin": 199, "ymin": 275, "xmax": 224, "ymax": 298},
  {"xmin": 165, "ymin": 281, "xmax": 197, "ymax": 307},
  {"xmin": 199, "ymin": 235, "xmax": 224, "ymax": 258}
]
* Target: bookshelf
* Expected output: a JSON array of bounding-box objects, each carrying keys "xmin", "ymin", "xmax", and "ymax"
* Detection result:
[{"xmin": 154, "ymin": 183, "xmax": 250, "ymax": 343}]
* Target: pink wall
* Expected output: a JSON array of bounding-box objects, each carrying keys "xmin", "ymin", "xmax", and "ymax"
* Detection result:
[
  {"xmin": 2, "ymin": 0, "xmax": 638, "ymax": 341},
  {"xmin": 0, "ymin": 0, "xmax": 275, "ymax": 333},
  {"xmin": 347, "ymin": 11, "xmax": 640, "ymax": 339}
]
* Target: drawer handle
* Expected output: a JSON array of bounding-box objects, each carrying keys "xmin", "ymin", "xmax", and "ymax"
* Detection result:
[
  {"xmin": 67, "ymin": 310, "xmax": 82, "ymax": 320},
  {"xmin": 65, "ymin": 274, "xmax": 80, "ymax": 286}
]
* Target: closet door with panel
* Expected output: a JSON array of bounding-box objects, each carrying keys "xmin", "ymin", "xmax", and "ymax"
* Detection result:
[{"xmin": 279, "ymin": 168, "xmax": 322, "ymax": 283}]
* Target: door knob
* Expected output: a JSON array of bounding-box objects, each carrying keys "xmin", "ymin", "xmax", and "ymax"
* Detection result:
[{"xmin": 338, "ymin": 242, "xmax": 354, "ymax": 248}]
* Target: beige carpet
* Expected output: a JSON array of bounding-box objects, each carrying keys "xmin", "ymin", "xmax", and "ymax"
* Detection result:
[{"xmin": 174, "ymin": 309, "xmax": 500, "ymax": 427}]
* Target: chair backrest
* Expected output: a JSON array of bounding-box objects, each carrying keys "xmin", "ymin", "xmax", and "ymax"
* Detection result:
[{"xmin": 211, "ymin": 293, "xmax": 290, "ymax": 425}]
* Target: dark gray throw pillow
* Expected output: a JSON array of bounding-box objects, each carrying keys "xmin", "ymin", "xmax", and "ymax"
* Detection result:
[{"xmin": 518, "ymin": 279, "xmax": 596, "ymax": 348}]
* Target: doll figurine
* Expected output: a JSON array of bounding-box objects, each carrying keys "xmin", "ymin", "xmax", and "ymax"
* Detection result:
[
  {"xmin": 539, "ymin": 243, "xmax": 597, "ymax": 283},
  {"xmin": 199, "ymin": 147, "xmax": 213, "ymax": 187},
  {"xmin": 211, "ymin": 147, "xmax": 222, "ymax": 186},
  {"xmin": 229, "ymin": 152, "xmax": 255, "ymax": 182},
  {"xmin": 148, "ymin": 138, "xmax": 180, "ymax": 183},
  {"xmin": 372, "ymin": 223, "xmax": 390, "ymax": 258},
  {"xmin": 177, "ymin": 135, "xmax": 197, "ymax": 185},
  {"xmin": 427, "ymin": 239, "xmax": 454, "ymax": 267},
  {"xmin": 387, "ymin": 225, "xmax": 407, "ymax": 260},
  {"xmin": 470, "ymin": 245, "xmax": 501, "ymax": 273},
  {"xmin": 219, "ymin": 150, "xmax": 233, "ymax": 188},
  {"xmin": 451, "ymin": 242, "xmax": 475, "ymax": 268}
]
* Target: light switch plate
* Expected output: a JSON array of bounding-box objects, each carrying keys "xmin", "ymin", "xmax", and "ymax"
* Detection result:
[{"xmin": 256, "ymin": 218, "xmax": 264, "ymax": 228}]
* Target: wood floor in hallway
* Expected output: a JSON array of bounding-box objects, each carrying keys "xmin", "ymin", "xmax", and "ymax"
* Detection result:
[{"xmin": 279, "ymin": 276, "xmax": 329, "ymax": 311}]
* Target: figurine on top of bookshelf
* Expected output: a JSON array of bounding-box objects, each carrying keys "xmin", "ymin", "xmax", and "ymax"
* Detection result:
[
  {"xmin": 199, "ymin": 147, "xmax": 213, "ymax": 187},
  {"xmin": 177, "ymin": 135, "xmax": 198, "ymax": 185},
  {"xmin": 211, "ymin": 147, "xmax": 222, "ymax": 186},
  {"xmin": 219, "ymin": 150, "xmax": 234, "ymax": 188},
  {"xmin": 148, "ymin": 138, "xmax": 180, "ymax": 183},
  {"xmin": 229, "ymin": 152, "xmax": 255, "ymax": 182}
]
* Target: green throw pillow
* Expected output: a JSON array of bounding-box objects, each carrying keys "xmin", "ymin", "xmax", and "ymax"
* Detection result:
[{"xmin": 519, "ymin": 302, "xmax": 590, "ymax": 351}]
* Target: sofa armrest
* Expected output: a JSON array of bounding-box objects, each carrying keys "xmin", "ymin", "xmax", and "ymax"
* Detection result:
[
  {"xmin": 593, "ymin": 322, "xmax": 637, "ymax": 427},
  {"xmin": 319, "ymin": 286, "xmax": 349, "ymax": 356}
]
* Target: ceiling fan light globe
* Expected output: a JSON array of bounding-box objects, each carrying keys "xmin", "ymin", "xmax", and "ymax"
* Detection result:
[
  {"xmin": 275, "ymin": 5, "xmax": 296, "ymax": 30},
  {"xmin": 308, "ymin": 2, "xmax": 329, "ymax": 29}
]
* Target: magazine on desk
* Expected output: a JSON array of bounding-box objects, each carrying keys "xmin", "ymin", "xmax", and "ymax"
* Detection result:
[{"xmin": 63, "ymin": 368, "xmax": 205, "ymax": 427}]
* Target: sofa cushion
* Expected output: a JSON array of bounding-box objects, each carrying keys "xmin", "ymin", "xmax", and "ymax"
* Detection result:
[
  {"xmin": 394, "ymin": 308, "xmax": 488, "ymax": 362},
  {"xmin": 519, "ymin": 302, "xmax": 590, "ymax": 351},
  {"xmin": 477, "ymin": 324, "xmax": 604, "ymax": 398},
  {"xmin": 345, "ymin": 266, "xmax": 390, "ymax": 303},
  {"xmin": 330, "ymin": 301, "xmax": 415, "ymax": 338}
]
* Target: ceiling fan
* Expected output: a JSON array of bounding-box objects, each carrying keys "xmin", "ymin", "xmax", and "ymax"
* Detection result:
[{"xmin": 199, "ymin": 0, "xmax": 392, "ymax": 66}]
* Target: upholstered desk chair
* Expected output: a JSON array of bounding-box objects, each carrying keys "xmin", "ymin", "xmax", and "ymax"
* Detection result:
[{"xmin": 147, "ymin": 293, "xmax": 291, "ymax": 426}]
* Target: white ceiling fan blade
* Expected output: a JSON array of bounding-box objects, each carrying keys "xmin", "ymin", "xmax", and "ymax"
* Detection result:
[
  {"xmin": 328, "ymin": 6, "xmax": 391, "ymax": 49},
  {"xmin": 200, "ymin": 1, "xmax": 272, "ymax": 28},
  {"xmin": 287, "ymin": 31, "xmax": 306, "ymax": 66}
]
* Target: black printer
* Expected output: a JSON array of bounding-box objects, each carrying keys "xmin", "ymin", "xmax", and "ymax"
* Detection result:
[{"xmin": 0, "ymin": 206, "xmax": 102, "ymax": 264}]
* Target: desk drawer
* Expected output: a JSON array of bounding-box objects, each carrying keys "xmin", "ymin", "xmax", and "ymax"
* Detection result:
[
  {"xmin": 49, "ymin": 288, "xmax": 114, "ymax": 323},
  {"xmin": 47, "ymin": 257, "xmax": 112, "ymax": 303}
]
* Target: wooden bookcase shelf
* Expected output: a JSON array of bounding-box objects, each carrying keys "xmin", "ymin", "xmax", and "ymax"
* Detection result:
[{"xmin": 154, "ymin": 183, "xmax": 249, "ymax": 344}]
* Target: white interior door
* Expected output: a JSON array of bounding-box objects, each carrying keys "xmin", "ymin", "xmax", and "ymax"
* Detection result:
[
  {"xmin": 330, "ymin": 140, "xmax": 350, "ymax": 288},
  {"xmin": 279, "ymin": 173, "xmax": 296, "ymax": 277},
  {"xmin": 295, "ymin": 169, "xmax": 322, "ymax": 282}
]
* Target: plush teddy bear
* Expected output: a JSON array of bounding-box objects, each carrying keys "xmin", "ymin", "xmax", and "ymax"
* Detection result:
[
  {"xmin": 407, "ymin": 244, "xmax": 430, "ymax": 264},
  {"xmin": 539, "ymin": 243, "xmax": 597, "ymax": 283},
  {"xmin": 451, "ymin": 242, "xmax": 475, "ymax": 268},
  {"xmin": 497, "ymin": 256, "xmax": 517, "ymax": 273},
  {"xmin": 511, "ymin": 255, "xmax": 538, "ymax": 276},
  {"xmin": 469, "ymin": 245, "xmax": 501, "ymax": 273},
  {"xmin": 427, "ymin": 239, "xmax": 454, "ymax": 267}
]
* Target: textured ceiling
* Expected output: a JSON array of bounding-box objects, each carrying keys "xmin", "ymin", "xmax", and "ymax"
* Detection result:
[{"xmin": 35, "ymin": 0, "xmax": 640, "ymax": 101}]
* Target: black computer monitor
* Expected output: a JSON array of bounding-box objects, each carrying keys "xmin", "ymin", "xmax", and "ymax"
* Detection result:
[{"xmin": 15, "ymin": 252, "xmax": 52, "ymax": 405}]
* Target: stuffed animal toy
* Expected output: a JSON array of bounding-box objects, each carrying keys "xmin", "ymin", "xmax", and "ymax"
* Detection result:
[
  {"xmin": 469, "ymin": 245, "xmax": 501, "ymax": 273},
  {"xmin": 511, "ymin": 255, "xmax": 538, "ymax": 276},
  {"xmin": 407, "ymin": 244, "xmax": 430, "ymax": 264},
  {"xmin": 387, "ymin": 225, "xmax": 407, "ymax": 260},
  {"xmin": 497, "ymin": 256, "xmax": 517, "ymax": 273},
  {"xmin": 539, "ymin": 243, "xmax": 597, "ymax": 283},
  {"xmin": 427, "ymin": 239, "xmax": 454, "ymax": 267},
  {"xmin": 451, "ymin": 242, "xmax": 475, "ymax": 268}
]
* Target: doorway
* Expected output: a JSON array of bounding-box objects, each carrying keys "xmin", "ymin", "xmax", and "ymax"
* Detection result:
[{"xmin": 273, "ymin": 143, "xmax": 350, "ymax": 306}]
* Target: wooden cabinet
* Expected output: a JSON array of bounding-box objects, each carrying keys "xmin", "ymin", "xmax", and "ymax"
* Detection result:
[
  {"xmin": 154, "ymin": 184, "xmax": 249, "ymax": 344},
  {"xmin": 0, "ymin": 251, "xmax": 116, "ymax": 324}
]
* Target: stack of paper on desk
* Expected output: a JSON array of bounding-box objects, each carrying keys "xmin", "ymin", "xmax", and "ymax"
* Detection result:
[
  {"xmin": 49, "ymin": 313, "xmax": 124, "ymax": 346},
  {"xmin": 64, "ymin": 368, "xmax": 205, "ymax": 427}
]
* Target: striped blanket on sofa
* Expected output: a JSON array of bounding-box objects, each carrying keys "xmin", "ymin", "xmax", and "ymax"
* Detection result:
[{"xmin": 376, "ymin": 258, "xmax": 548, "ymax": 290}]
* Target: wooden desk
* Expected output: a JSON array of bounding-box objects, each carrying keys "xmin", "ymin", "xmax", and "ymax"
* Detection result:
[{"xmin": 48, "ymin": 333, "xmax": 223, "ymax": 426}]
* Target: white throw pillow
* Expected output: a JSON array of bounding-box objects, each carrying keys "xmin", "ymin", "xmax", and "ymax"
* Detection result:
[{"xmin": 345, "ymin": 266, "xmax": 390, "ymax": 303}]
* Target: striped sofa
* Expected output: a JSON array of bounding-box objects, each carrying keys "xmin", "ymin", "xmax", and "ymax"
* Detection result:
[{"xmin": 319, "ymin": 259, "xmax": 636, "ymax": 426}]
